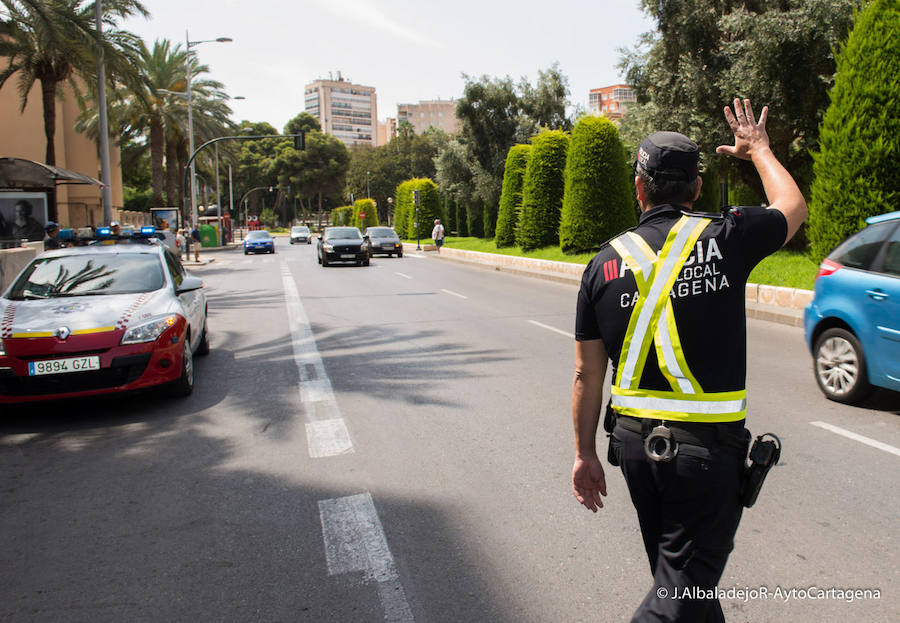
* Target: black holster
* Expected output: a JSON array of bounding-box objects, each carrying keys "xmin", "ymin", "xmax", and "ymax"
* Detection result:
[
  {"xmin": 741, "ymin": 433, "xmax": 781, "ymax": 508},
  {"xmin": 604, "ymin": 404, "xmax": 619, "ymax": 466}
]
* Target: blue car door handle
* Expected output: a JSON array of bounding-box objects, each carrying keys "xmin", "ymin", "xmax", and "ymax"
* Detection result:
[{"xmin": 866, "ymin": 289, "xmax": 888, "ymax": 301}]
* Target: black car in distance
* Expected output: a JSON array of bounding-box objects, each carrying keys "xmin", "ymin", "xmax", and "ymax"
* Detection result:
[
  {"xmin": 364, "ymin": 226, "xmax": 403, "ymax": 258},
  {"xmin": 317, "ymin": 227, "xmax": 369, "ymax": 266}
]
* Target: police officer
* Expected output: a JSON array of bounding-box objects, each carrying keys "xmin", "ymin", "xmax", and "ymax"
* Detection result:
[
  {"xmin": 43, "ymin": 221, "xmax": 62, "ymax": 250},
  {"xmin": 570, "ymin": 99, "xmax": 807, "ymax": 622}
]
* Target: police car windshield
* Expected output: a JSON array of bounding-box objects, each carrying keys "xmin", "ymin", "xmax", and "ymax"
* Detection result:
[
  {"xmin": 325, "ymin": 228, "xmax": 361, "ymax": 240},
  {"xmin": 247, "ymin": 230, "xmax": 271, "ymax": 239},
  {"xmin": 7, "ymin": 254, "xmax": 165, "ymax": 300}
]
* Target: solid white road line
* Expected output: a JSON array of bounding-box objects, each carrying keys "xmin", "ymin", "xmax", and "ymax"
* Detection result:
[
  {"xmin": 810, "ymin": 421, "xmax": 900, "ymax": 457},
  {"xmin": 319, "ymin": 493, "xmax": 414, "ymax": 622},
  {"xmin": 440, "ymin": 289, "xmax": 468, "ymax": 299},
  {"xmin": 528, "ymin": 319, "xmax": 575, "ymax": 339},
  {"xmin": 281, "ymin": 262, "xmax": 354, "ymax": 458},
  {"xmin": 395, "ymin": 272, "xmax": 413, "ymax": 279}
]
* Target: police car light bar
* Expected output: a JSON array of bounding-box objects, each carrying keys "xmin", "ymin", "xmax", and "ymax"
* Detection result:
[
  {"xmin": 140, "ymin": 226, "xmax": 156, "ymax": 235},
  {"xmin": 97, "ymin": 227, "xmax": 112, "ymax": 236}
]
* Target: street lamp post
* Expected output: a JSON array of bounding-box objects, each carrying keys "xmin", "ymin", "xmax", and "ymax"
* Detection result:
[
  {"xmin": 185, "ymin": 31, "xmax": 232, "ymax": 233},
  {"xmin": 366, "ymin": 171, "xmax": 370, "ymax": 199}
]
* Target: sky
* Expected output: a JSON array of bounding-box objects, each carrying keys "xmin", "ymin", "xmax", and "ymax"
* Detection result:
[{"xmin": 122, "ymin": 0, "xmax": 656, "ymax": 132}]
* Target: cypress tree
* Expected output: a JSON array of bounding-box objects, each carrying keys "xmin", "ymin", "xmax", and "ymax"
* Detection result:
[
  {"xmin": 516, "ymin": 130, "xmax": 569, "ymax": 251},
  {"xmin": 809, "ymin": 0, "xmax": 900, "ymax": 261},
  {"xmin": 352, "ymin": 199, "xmax": 379, "ymax": 228},
  {"xmin": 559, "ymin": 117, "xmax": 635, "ymax": 253},
  {"xmin": 495, "ymin": 144, "xmax": 532, "ymax": 248}
]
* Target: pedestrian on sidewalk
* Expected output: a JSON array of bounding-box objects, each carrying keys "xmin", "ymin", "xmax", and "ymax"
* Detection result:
[
  {"xmin": 175, "ymin": 229, "xmax": 186, "ymax": 260},
  {"xmin": 190, "ymin": 224, "xmax": 201, "ymax": 262},
  {"xmin": 570, "ymin": 98, "xmax": 807, "ymax": 622},
  {"xmin": 431, "ymin": 219, "xmax": 445, "ymax": 253}
]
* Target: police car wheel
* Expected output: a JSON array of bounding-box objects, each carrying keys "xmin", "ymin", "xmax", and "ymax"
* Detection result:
[
  {"xmin": 169, "ymin": 337, "xmax": 195, "ymax": 397},
  {"xmin": 814, "ymin": 328, "xmax": 871, "ymax": 404}
]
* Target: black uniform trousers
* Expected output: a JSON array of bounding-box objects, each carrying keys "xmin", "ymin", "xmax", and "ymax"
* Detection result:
[{"xmin": 611, "ymin": 425, "xmax": 746, "ymax": 623}]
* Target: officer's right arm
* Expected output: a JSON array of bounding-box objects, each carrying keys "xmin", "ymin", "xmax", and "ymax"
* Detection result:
[
  {"xmin": 715, "ymin": 98, "xmax": 808, "ymax": 245},
  {"xmin": 572, "ymin": 338, "xmax": 608, "ymax": 512}
]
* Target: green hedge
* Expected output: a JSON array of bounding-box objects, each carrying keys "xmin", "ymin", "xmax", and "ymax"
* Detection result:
[
  {"xmin": 809, "ymin": 0, "xmax": 900, "ymax": 261},
  {"xmin": 352, "ymin": 198, "xmax": 379, "ymax": 229},
  {"xmin": 517, "ymin": 130, "xmax": 569, "ymax": 251},
  {"xmin": 330, "ymin": 205, "xmax": 353, "ymax": 226},
  {"xmin": 393, "ymin": 178, "xmax": 441, "ymax": 239},
  {"xmin": 495, "ymin": 144, "xmax": 532, "ymax": 248},
  {"xmin": 559, "ymin": 117, "xmax": 634, "ymax": 253}
]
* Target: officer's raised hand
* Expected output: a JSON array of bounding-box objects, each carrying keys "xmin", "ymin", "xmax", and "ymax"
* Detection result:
[
  {"xmin": 715, "ymin": 97, "xmax": 808, "ymax": 242},
  {"xmin": 716, "ymin": 98, "xmax": 770, "ymax": 161}
]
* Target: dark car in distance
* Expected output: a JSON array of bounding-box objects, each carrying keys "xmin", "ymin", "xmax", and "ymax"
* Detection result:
[
  {"xmin": 364, "ymin": 226, "xmax": 403, "ymax": 258},
  {"xmin": 243, "ymin": 230, "xmax": 275, "ymax": 255},
  {"xmin": 317, "ymin": 227, "xmax": 369, "ymax": 267}
]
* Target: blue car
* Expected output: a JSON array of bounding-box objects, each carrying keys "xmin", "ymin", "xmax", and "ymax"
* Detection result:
[
  {"xmin": 243, "ymin": 230, "xmax": 275, "ymax": 255},
  {"xmin": 804, "ymin": 211, "xmax": 900, "ymax": 403}
]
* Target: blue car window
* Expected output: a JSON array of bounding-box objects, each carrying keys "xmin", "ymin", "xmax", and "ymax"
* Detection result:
[
  {"xmin": 881, "ymin": 226, "xmax": 900, "ymax": 276},
  {"xmin": 830, "ymin": 222, "xmax": 894, "ymax": 270}
]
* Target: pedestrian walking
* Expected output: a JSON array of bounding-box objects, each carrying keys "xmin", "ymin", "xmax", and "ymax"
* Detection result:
[
  {"xmin": 190, "ymin": 224, "xmax": 201, "ymax": 262},
  {"xmin": 431, "ymin": 219, "xmax": 445, "ymax": 253},
  {"xmin": 570, "ymin": 99, "xmax": 807, "ymax": 622},
  {"xmin": 175, "ymin": 229, "xmax": 186, "ymax": 260}
]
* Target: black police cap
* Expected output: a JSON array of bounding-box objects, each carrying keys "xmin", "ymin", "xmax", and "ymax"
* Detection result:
[{"xmin": 635, "ymin": 131, "xmax": 699, "ymax": 182}]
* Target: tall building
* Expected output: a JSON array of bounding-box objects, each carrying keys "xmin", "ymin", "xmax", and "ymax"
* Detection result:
[
  {"xmin": 377, "ymin": 118, "xmax": 397, "ymax": 146},
  {"xmin": 588, "ymin": 84, "xmax": 636, "ymax": 120},
  {"xmin": 304, "ymin": 74, "xmax": 378, "ymax": 147},
  {"xmin": 396, "ymin": 99, "xmax": 460, "ymax": 135}
]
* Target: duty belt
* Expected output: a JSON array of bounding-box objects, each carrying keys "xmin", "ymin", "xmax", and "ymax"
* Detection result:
[{"xmin": 615, "ymin": 415, "xmax": 748, "ymax": 455}]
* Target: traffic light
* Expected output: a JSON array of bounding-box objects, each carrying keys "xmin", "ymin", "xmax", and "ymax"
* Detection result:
[
  {"xmin": 413, "ymin": 189, "xmax": 420, "ymax": 205},
  {"xmin": 294, "ymin": 132, "xmax": 306, "ymax": 150}
]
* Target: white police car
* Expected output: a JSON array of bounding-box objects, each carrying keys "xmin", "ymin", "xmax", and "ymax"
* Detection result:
[{"xmin": 0, "ymin": 227, "xmax": 209, "ymax": 403}]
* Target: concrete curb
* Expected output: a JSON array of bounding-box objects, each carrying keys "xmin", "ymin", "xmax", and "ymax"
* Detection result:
[{"xmin": 405, "ymin": 243, "xmax": 810, "ymax": 328}]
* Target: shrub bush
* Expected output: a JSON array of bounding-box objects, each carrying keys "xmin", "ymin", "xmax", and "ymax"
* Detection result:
[
  {"xmin": 809, "ymin": 0, "xmax": 900, "ymax": 261},
  {"xmin": 330, "ymin": 205, "xmax": 353, "ymax": 226},
  {"xmin": 517, "ymin": 130, "xmax": 569, "ymax": 251},
  {"xmin": 393, "ymin": 178, "xmax": 441, "ymax": 239},
  {"xmin": 352, "ymin": 198, "xmax": 379, "ymax": 229},
  {"xmin": 559, "ymin": 117, "xmax": 634, "ymax": 253},
  {"xmin": 495, "ymin": 144, "xmax": 531, "ymax": 248}
]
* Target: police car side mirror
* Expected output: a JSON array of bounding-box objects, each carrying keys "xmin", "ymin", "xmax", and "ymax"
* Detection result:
[{"xmin": 176, "ymin": 275, "xmax": 204, "ymax": 294}]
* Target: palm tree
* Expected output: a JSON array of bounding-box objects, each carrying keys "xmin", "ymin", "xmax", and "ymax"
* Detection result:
[
  {"xmin": 0, "ymin": 0, "xmax": 147, "ymax": 166},
  {"xmin": 159, "ymin": 54, "xmax": 233, "ymax": 209}
]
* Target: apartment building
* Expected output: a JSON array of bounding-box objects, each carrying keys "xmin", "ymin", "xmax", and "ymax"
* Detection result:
[
  {"xmin": 1, "ymin": 62, "xmax": 123, "ymax": 227},
  {"xmin": 588, "ymin": 84, "xmax": 636, "ymax": 120},
  {"xmin": 377, "ymin": 118, "xmax": 397, "ymax": 146},
  {"xmin": 396, "ymin": 99, "xmax": 460, "ymax": 135},
  {"xmin": 304, "ymin": 74, "xmax": 378, "ymax": 147}
]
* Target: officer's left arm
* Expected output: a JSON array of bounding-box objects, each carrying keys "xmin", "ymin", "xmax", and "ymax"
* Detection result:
[{"xmin": 572, "ymin": 338, "xmax": 609, "ymax": 512}]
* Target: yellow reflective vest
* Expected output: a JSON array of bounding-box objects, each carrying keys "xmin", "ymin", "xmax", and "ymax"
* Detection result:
[{"xmin": 609, "ymin": 215, "xmax": 747, "ymax": 423}]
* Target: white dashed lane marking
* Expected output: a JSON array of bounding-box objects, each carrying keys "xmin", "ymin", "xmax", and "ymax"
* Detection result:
[
  {"xmin": 440, "ymin": 289, "xmax": 468, "ymax": 299},
  {"xmin": 810, "ymin": 421, "xmax": 900, "ymax": 457},
  {"xmin": 395, "ymin": 272, "xmax": 413, "ymax": 279},
  {"xmin": 528, "ymin": 319, "xmax": 575, "ymax": 339},
  {"xmin": 319, "ymin": 493, "xmax": 414, "ymax": 622},
  {"xmin": 281, "ymin": 262, "xmax": 353, "ymax": 458}
]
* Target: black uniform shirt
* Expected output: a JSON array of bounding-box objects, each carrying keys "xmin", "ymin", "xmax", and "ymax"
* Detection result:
[{"xmin": 575, "ymin": 204, "xmax": 787, "ymax": 393}]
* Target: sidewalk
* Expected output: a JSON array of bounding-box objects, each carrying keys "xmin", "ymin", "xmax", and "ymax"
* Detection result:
[
  {"xmin": 404, "ymin": 243, "xmax": 807, "ymax": 328},
  {"xmin": 181, "ymin": 240, "xmax": 242, "ymax": 266}
]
